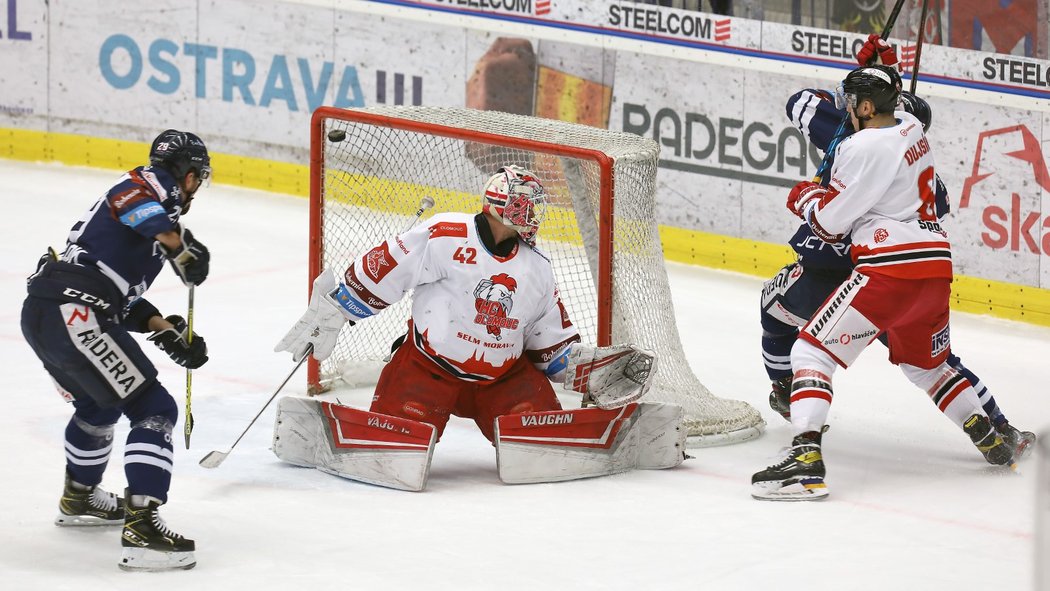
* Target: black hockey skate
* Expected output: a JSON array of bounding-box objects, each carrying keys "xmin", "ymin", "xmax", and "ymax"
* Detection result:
[
  {"xmin": 768, "ymin": 376, "xmax": 792, "ymax": 421},
  {"xmin": 996, "ymin": 421, "xmax": 1036, "ymax": 460},
  {"xmin": 119, "ymin": 490, "xmax": 196, "ymax": 571},
  {"xmin": 55, "ymin": 473, "xmax": 125, "ymax": 526},
  {"xmin": 963, "ymin": 414, "xmax": 1015, "ymax": 467},
  {"xmin": 752, "ymin": 431, "xmax": 828, "ymax": 501}
]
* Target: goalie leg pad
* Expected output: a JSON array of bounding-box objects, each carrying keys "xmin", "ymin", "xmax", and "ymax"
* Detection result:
[
  {"xmin": 272, "ymin": 397, "xmax": 436, "ymax": 492},
  {"xmin": 633, "ymin": 402, "xmax": 689, "ymax": 469},
  {"xmin": 494, "ymin": 402, "xmax": 686, "ymax": 484}
]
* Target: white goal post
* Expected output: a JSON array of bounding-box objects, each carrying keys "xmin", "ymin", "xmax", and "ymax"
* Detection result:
[{"xmin": 307, "ymin": 105, "xmax": 764, "ymax": 446}]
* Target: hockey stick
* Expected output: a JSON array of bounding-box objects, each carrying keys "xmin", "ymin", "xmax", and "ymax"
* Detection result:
[
  {"xmin": 812, "ymin": 0, "xmax": 908, "ymax": 185},
  {"xmin": 405, "ymin": 196, "xmax": 435, "ymax": 231},
  {"xmin": 184, "ymin": 285, "xmax": 195, "ymax": 449},
  {"xmin": 198, "ymin": 345, "xmax": 311, "ymax": 469},
  {"xmin": 908, "ymin": 0, "xmax": 930, "ymax": 95}
]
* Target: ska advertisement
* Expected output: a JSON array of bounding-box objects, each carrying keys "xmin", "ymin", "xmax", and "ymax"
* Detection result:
[{"xmin": 938, "ymin": 102, "xmax": 1050, "ymax": 287}]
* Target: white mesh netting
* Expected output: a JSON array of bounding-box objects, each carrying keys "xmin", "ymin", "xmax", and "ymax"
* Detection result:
[{"xmin": 314, "ymin": 106, "xmax": 763, "ymax": 445}]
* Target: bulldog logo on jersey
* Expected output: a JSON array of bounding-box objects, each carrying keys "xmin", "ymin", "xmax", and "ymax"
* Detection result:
[{"xmin": 473, "ymin": 273, "xmax": 520, "ymax": 340}]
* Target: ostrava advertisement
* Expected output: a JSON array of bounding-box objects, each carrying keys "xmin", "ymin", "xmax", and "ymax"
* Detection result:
[{"xmin": 0, "ymin": 0, "xmax": 1048, "ymax": 293}]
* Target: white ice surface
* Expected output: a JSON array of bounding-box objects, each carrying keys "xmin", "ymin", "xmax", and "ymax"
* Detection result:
[{"xmin": 2, "ymin": 159, "xmax": 1047, "ymax": 590}]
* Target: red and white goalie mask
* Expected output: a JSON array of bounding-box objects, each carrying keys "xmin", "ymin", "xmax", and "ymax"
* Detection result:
[{"xmin": 482, "ymin": 166, "xmax": 547, "ymax": 244}]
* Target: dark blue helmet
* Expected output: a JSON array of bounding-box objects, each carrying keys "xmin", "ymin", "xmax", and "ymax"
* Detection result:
[
  {"xmin": 149, "ymin": 130, "xmax": 211, "ymax": 182},
  {"xmin": 898, "ymin": 91, "xmax": 932, "ymax": 133},
  {"xmin": 838, "ymin": 65, "xmax": 902, "ymax": 115}
]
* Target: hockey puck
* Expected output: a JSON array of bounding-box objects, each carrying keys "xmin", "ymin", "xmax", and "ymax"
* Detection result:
[{"xmin": 327, "ymin": 129, "xmax": 347, "ymax": 142}]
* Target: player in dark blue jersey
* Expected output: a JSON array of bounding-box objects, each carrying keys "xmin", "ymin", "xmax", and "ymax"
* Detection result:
[
  {"xmin": 760, "ymin": 85, "xmax": 1036, "ymax": 460},
  {"xmin": 21, "ymin": 130, "xmax": 211, "ymax": 571}
]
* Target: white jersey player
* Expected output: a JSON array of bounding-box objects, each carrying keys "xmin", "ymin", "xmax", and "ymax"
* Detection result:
[
  {"xmin": 345, "ymin": 208, "xmax": 579, "ymax": 385},
  {"xmin": 752, "ymin": 65, "xmax": 1016, "ymax": 502},
  {"xmin": 273, "ymin": 166, "xmax": 683, "ymax": 491}
]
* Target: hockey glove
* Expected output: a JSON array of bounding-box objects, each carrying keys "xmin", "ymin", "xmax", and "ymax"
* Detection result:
[
  {"xmin": 787, "ymin": 180, "xmax": 831, "ymax": 220},
  {"xmin": 274, "ymin": 269, "xmax": 358, "ymax": 363},
  {"xmin": 148, "ymin": 315, "xmax": 208, "ymax": 369},
  {"xmin": 565, "ymin": 344, "xmax": 658, "ymax": 409},
  {"xmin": 160, "ymin": 227, "xmax": 210, "ymax": 286},
  {"xmin": 855, "ymin": 34, "xmax": 898, "ymax": 67}
]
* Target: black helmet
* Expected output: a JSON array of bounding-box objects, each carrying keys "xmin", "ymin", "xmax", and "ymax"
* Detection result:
[
  {"xmin": 149, "ymin": 130, "xmax": 211, "ymax": 182},
  {"xmin": 898, "ymin": 91, "xmax": 932, "ymax": 133},
  {"xmin": 838, "ymin": 65, "xmax": 902, "ymax": 115}
]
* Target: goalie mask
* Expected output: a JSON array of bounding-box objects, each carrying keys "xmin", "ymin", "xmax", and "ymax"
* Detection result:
[{"xmin": 482, "ymin": 166, "xmax": 547, "ymax": 244}]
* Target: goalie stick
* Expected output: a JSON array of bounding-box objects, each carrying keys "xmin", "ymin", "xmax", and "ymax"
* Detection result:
[
  {"xmin": 814, "ymin": 0, "xmax": 908, "ymax": 186},
  {"xmin": 407, "ymin": 196, "xmax": 435, "ymax": 230},
  {"xmin": 199, "ymin": 345, "xmax": 311, "ymax": 469}
]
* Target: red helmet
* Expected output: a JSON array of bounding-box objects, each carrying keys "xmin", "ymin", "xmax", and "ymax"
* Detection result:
[{"xmin": 482, "ymin": 166, "xmax": 547, "ymax": 244}]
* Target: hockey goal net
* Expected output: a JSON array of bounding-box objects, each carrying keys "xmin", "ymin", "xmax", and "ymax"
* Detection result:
[{"xmin": 308, "ymin": 105, "xmax": 764, "ymax": 445}]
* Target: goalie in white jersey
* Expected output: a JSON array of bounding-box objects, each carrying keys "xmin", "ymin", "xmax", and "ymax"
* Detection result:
[
  {"xmin": 273, "ymin": 166, "xmax": 682, "ymax": 490},
  {"xmin": 752, "ymin": 65, "xmax": 1017, "ymax": 501}
]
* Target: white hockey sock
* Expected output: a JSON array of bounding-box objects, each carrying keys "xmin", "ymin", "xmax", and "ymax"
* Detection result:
[
  {"xmin": 789, "ymin": 340, "xmax": 839, "ymax": 435},
  {"xmin": 900, "ymin": 362, "xmax": 985, "ymax": 427}
]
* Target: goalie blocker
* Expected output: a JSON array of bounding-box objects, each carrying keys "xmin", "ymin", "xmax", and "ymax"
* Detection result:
[{"xmin": 272, "ymin": 397, "xmax": 685, "ymax": 491}]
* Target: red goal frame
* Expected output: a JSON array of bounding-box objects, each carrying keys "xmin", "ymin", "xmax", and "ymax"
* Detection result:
[{"xmin": 306, "ymin": 106, "xmax": 616, "ymax": 391}]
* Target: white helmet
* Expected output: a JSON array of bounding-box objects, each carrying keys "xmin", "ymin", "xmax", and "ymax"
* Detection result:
[{"xmin": 482, "ymin": 165, "xmax": 547, "ymax": 244}]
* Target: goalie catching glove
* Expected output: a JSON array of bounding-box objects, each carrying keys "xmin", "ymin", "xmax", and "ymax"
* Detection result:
[
  {"xmin": 564, "ymin": 344, "xmax": 658, "ymax": 409},
  {"xmin": 159, "ymin": 226, "xmax": 210, "ymax": 286},
  {"xmin": 274, "ymin": 269, "xmax": 357, "ymax": 362},
  {"xmin": 148, "ymin": 315, "xmax": 208, "ymax": 369}
]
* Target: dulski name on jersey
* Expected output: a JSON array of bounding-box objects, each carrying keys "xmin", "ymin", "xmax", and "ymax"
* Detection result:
[
  {"xmin": 521, "ymin": 413, "xmax": 574, "ymax": 427},
  {"xmin": 904, "ymin": 135, "xmax": 930, "ymax": 166}
]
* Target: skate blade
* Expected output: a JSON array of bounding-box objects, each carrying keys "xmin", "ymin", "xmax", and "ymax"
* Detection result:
[
  {"xmin": 751, "ymin": 477, "xmax": 829, "ymax": 502},
  {"xmin": 118, "ymin": 547, "xmax": 196, "ymax": 572},
  {"xmin": 1015, "ymin": 435, "xmax": 1036, "ymax": 460},
  {"xmin": 55, "ymin": 513, "xmax": 123, "ymax": 527}
]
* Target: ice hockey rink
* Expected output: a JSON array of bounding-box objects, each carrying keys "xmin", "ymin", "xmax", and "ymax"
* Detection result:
[{"xmin": 2, "ymin": 158, "xmax": 1048, "ymax": 590}]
